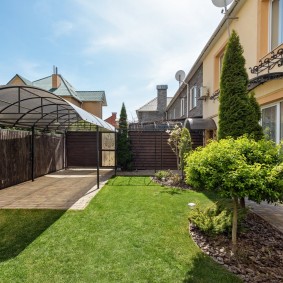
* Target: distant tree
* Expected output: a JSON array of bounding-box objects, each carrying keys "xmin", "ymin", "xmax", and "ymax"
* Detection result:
[
  {"xmin": 117, "ymin": 103, "xmax": 133, "ymax": 170},
  {"xmin": 218, "ymin": 30, "xmax": 263, "ymax": 140}
]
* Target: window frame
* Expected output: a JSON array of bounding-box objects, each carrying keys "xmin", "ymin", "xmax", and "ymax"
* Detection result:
[
  {"xmin": 269, "ymin": 0, "xmax": 283, "ymax": 50},
  {"xmin": 189, "ymin": 86, "xmax": 198, "ymax": 110},
  {"xmin": 180, "ymin": 98, "xmax": 185, "ymax": 116},
  {"xmin": 261, "ymin": 100, "xmax": 283, "ymax": 143}
]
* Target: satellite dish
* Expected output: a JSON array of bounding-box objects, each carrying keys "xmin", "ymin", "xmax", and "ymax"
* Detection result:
[
  {"xmin": 211, "ymin": 0, "xmax": 233, "ymax": 8},
  {"xmin": 175, "ymin": 70, "xmax": 186, "ymax": 83}
]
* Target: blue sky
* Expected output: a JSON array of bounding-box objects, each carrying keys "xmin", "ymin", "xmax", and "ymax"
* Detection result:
[{"xmin": 0, "ymin": 0, "xmax": 224, "ymax": 120}]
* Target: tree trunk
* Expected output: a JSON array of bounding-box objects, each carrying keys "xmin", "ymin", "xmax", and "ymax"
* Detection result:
[
  {"xmin": 239, "ymin": 197, "xmax": 245, "ymax": 208},
  {"xmin": 232, "ymin": 196, "xmax": 238, "ymax": 253}
]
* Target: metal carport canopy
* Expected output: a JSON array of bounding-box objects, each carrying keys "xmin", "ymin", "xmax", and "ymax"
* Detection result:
[
  {"xmin": 0, "ymin": 85, "xmax": 116, "ymax": 188},
  {"xmin": 0, "ymin": 85, "xmax": 115, "ymax": 132}
]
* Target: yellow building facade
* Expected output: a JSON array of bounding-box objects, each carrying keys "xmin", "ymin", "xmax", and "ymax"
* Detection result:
[{"xmin": 201, "ymin": 0, "xmax": 283, "ymax": 143}]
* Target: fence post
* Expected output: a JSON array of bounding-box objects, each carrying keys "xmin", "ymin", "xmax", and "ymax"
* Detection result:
[
  {"xmin": 31, "ymin": 126, "xmax": 35, "ymax": 181},
  {"xmin": 96, "ymin": 126, "xmax": 100, "ymax": 189}
]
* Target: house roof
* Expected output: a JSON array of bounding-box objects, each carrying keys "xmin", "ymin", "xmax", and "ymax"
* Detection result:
[
  {"xmin": 33, "ymin": 75, "xmax": 82, "ymax": 101},
  {"xmin": 77, "ymin": 91, "xmax": 107, "ymax": 106},
  {"xmin": 6, "ymin": 74, "xmax": 33, "ymax": 86},
  {"xmin": 7, "ymin": 73, "xmax": 107, "ymax": 106},
  {"xmin": 137, "ymin": 97, "xmax": 173, "ymax": 112}
]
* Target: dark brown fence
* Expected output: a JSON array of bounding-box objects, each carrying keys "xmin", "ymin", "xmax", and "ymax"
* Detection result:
[
  {"xmin": 129, "ymin": 129, "xmax": 204, "ymax": 171},
  {"xmin": 129, "ymin": 131, "xmax": 177, "ymax": 170},
  {"xmin": 0, "ymin": 129, "xmax": 64, "ymax": 189},
  {"xmin": 66, "ymin": 132, "xmax": 98, "ymax": 167}
]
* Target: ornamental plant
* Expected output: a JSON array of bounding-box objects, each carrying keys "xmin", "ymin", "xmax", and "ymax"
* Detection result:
[
  {"xmin": 167, "ymin": 125, "xmax": 192, "ymax": 171},
  {"xmin": 184, "ymin": 136, "xmax": 283, "ymax": 249},
  {"xmin": 117, "ymin": 103, "xmax": 133, "ymax": 170}
]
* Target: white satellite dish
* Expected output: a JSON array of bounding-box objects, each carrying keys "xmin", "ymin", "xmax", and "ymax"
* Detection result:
[
  {"xmin": 175, "ymin": 70, "xmax": 186, "ymax": 83},
  {"xmin": 211, "ymin": 0, "xmax": 233, "ymax": 8}
]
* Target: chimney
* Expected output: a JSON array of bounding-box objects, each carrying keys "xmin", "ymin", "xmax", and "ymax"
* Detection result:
[
  {"xmin": 52, "ymin": 66, "xmax": 61, "ymax": 89},
  {"xmin": 156, "ymin": 85, "xmax": 168, "ymax": 112}
]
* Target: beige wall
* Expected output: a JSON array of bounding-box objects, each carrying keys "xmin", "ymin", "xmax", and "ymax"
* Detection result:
[
  {"xmin": 255, "ymin": 80, "xmax": 283, "ymax": 106},
  {"xmin": 203, "ymin": 0, "xmax": 259, "ymax": 121},
  {"xmin": 203, "ymin": 0, "xmax": 283, "ymax": 127},
  {"xmin": 82, "ymin": 101, "xmax": 102, "ymax": 118},
  {"xmin": 8, "ymin": 76, "xmax": 26, "ymax": 86},
  {"xmin": 62, "ymin": 96, "xmax": 81, "ymax": 107}
]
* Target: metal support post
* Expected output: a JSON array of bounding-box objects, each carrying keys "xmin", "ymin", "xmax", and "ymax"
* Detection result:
[{"xmin": 96, "ymin": 126, "xmax": 100, "ymax": 189}]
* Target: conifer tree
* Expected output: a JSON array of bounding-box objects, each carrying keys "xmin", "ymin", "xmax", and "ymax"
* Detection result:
[
  {"xmin": 117, "ymin": 103, "xmax": 133, "ymax": 170},
  {"xmin": 218, "ymin": 30, "xmax": 263, "ymax": 140}
]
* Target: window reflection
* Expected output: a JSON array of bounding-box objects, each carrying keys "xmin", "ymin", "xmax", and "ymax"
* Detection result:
[{"xmin": 262, "ymin": 105, "xmax": 277, "ymax": 142}]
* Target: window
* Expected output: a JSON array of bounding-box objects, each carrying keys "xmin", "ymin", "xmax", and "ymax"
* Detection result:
[
  {"xmin": 261, "ymin": 101, "xmax": 283, "ymax": 143},
  {"xmin": 270, "ymin": 0, "xmax": 283, "ymax": 50},
  {"xmin": 219, "ymin": 52, "xmax": 225, "ymax": 77},
  {"xmin": 181, "ymin": 98, "xmax": 185, "ymax": 116},
  {"xmin": 190, "ymin": 86, "xmax": 198, "ymax": 110}
]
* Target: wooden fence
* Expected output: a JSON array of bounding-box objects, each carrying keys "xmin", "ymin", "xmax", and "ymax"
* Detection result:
[
  {"xmin": 0, "ymin": 129, "xmax": 64, "ymax": 189},
  {"xmin": 129, "ymin": 131, "xmax": 177, "ymax": 170},
  {"xmin": 129, "ymin": 130, "xmax": 204, "ymax": 171}
]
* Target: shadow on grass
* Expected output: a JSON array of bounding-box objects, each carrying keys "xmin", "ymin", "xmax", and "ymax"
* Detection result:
[
  {"xmin": 0, "ymin": 209, "xmax": 65, "ymax": 262},
  {"xmin": 182, "ymin": 253, "xmax": 241, "ymax": 283},
  {"xmin": 159, "ymin": 187, "xmax": 182, "ymax": 195}
]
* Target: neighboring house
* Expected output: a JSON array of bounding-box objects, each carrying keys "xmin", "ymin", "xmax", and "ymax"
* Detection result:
[
  {"xmin": 169, "ymin": 0, "xmax": 283, "ymax": 144},
  {"xmin": 7, "ymin": 70, "xmax": 107, "ymax": 118},
  {"xmin": 136, "ymin": 85, "xmax": 172, "ymax": 123},
  {"xmin": 104, "ymin": 112, "xmax": 118, "ymax": 128},
  {"xmin": 166, "ymin": 65, "xmax": 204, "ymax": 120}
]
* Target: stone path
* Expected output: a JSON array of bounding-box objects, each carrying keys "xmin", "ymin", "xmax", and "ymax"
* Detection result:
[
  {"xmin": 0, "ymin": 169, "xmax": 114, "ymax": 210},
  {"xmin": 246, "ymin": 200, "xmax": 283, "ymax": 234}
]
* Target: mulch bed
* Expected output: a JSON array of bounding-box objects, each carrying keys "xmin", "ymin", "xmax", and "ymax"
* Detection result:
[{"xmin": 190, "ymin": 212, "xmax": 283, "ymax": 283}]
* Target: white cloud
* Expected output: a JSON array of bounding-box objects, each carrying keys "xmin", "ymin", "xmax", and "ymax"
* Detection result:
[{"xmin": 62, "ymin": 0, "xmax": 225, "ymax": 118}]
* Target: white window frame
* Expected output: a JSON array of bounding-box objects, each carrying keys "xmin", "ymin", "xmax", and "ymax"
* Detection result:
[
  {"xmin": 180, "ymin": 98, "xmax": 185, "ymax": 116},
  {"xmin": 269, "ymin": 0, "xmax": 283, "ymax": 50},
  {"xmin": 190, "ymin": 86, "xmax": 198, "ymax": 110},
  {"xmin": 261, "ymin": 101, "xmax": 282, "ymax": 143}
]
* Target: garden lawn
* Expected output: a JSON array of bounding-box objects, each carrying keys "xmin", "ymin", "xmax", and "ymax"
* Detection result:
[{"xmin": 0, "ymin": 176, "xmax": 241, "ymax": 283}]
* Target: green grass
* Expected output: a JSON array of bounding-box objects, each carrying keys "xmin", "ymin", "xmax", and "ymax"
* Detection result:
[{"xmin": 0, "ymin": 176, "xmax": 241, "ymax": 283}]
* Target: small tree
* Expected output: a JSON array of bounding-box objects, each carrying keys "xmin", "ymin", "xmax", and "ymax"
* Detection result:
[
  {"xmin": 167, "ymin": 125, "xmax": 192, "ymax": 171},
  {"xmin": 178, "ymin": 127, "xmax": 192, "ymax": 175},
  {"xmin": 117, "ymin": 103, "xmax": 133, "ymax": 170},
  {"xmin": 167, "ymin": 125, "xmax": 182, "ymax": 169},
  {"xmin": 184, "ymin": 136, "xmax": 283, "ymax": 250}
]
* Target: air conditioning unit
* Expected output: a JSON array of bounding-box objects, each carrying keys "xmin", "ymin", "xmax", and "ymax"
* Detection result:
[{"xmin": 199, "ymin": 86, "xmax": 209, "ymax": 100}]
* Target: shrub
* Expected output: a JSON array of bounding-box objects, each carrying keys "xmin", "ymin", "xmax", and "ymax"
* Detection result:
[
  {"xmin": 168, "ymin": 173, "xmax": 182, "ymax": 186},
  {"xmin": 189, "ymin": 202, "xmax": 247, "ymax": 236},
  {"xmin": 185, "ymin": 136, "xmax": 283, "ymax": 247},
  {"xmin": 155, "ymin": 170, "xmax": 173, "ymax": 181}
]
